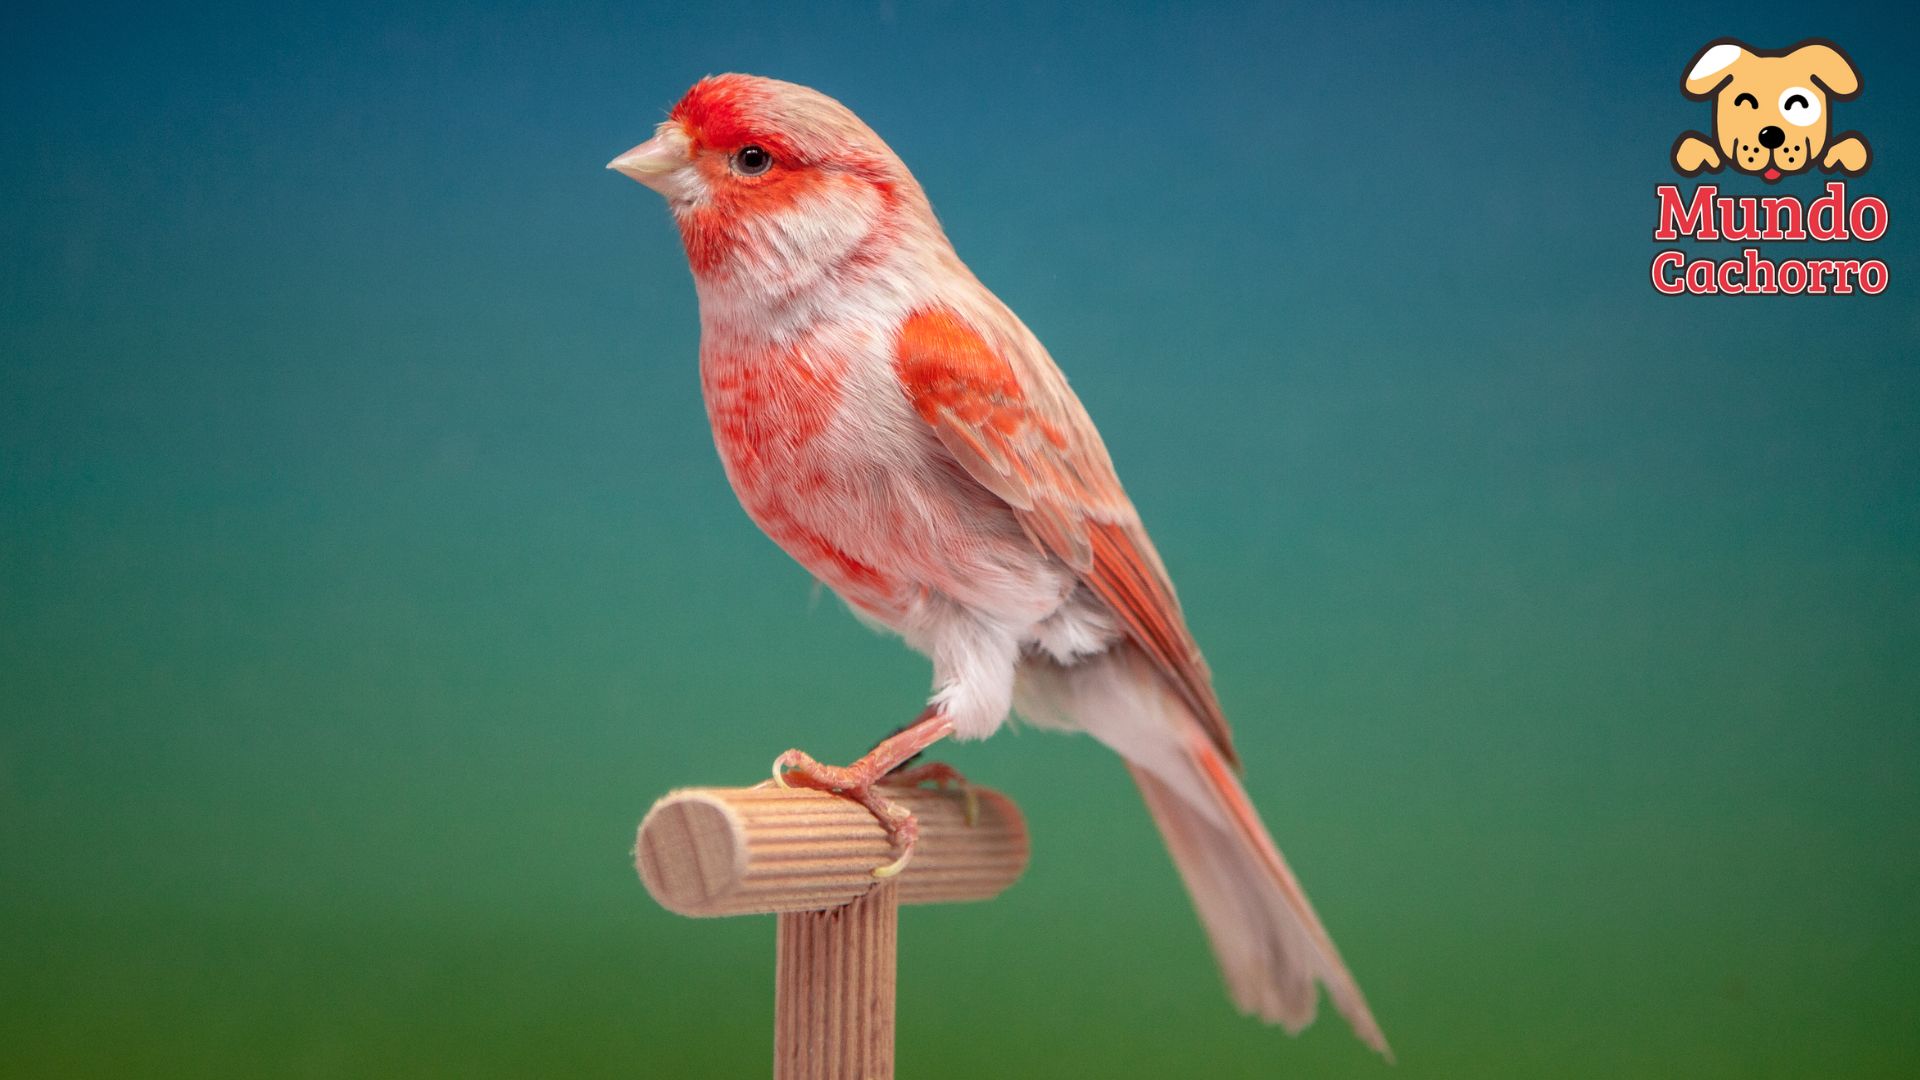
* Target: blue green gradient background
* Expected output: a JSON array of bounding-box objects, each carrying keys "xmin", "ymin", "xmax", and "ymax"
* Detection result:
[{"xmin": 4, "ymin": 2, "xmax": 1916, "ymax": 1076}]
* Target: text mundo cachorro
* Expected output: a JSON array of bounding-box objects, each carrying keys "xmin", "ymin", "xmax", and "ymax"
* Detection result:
[{"xmin": 1652, "ymin": 182, "xmax": 1888, "ymax": 295}]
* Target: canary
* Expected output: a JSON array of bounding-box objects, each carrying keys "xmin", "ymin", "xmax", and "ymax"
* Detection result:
[{"xmin": 611, "ymin": 74, "xmax": 1387, "ymax": 1054}]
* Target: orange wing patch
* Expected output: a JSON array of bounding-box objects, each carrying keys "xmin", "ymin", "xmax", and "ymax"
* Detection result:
[
  {"xmin": 893, "ymin": 308, "xmax": 1239, "ymax": 767},
  {"xmin": 895, "ymin": 309, "xmax": 1025, "ymax": 432}
]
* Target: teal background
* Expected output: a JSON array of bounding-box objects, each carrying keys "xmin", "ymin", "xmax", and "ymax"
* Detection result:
[{"xmin": 4, "ymin": 2, "xmax": 1916, "ymax": 1076}]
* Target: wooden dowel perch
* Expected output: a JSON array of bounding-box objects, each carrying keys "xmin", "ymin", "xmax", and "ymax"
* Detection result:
[
  {"xmin": 635, "ymin": 783, "xmax": 1029, "ymax": 1080},
  {"xmin": 637, "ymin": 784, "xmax": 1028, "ymax": 916}
]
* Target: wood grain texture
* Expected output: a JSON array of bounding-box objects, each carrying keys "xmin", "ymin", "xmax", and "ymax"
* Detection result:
[
  {"xmin": 634, "ymin": 783, "xmax": 1027, "ymax": 917},
  {"xmin": 774, "ymin": 882, "xmax": 898, "ymax": 1080}
]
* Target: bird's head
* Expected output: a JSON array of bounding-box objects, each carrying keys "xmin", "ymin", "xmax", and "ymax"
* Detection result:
[{"xmin": 610, "ymin": 74, "xmax": 932, "ymax": 293}]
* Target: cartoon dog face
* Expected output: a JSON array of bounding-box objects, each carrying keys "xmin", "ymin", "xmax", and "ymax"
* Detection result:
[{"xmin": 1672, "ymin": 38, "xmax": 1870, "ymax": 182}]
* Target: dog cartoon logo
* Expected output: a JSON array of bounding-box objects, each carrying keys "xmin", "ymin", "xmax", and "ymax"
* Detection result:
[{"xmin": 1672, "ymin": 38, "xmax": 1870, "ymax": 183}]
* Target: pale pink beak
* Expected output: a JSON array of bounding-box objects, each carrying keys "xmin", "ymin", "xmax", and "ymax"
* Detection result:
[{"xmin": 607, "ymin": 123, "xmax": 693, "ymax": 197}]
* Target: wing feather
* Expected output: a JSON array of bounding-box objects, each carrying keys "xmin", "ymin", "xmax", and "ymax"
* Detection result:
[{"xmin": 894, "ymin": 306, "xmax": 1239, "ymax": 767}]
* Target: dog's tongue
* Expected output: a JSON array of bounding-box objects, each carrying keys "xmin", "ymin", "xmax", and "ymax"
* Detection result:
[{"xmin": 1763, "ymin": 167, "xmax": 1783, "ymax": 182}]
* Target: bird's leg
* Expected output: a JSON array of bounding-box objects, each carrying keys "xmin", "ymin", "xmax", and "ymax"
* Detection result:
[
  {"xmin": 868, "ymin": 715, "xmax": 979, "ymax": 829},
  {"xmin": 885, "ymin": 761, "xmax": 979, "ymax": 827},
  {"xmin": 855, "ymin": 717, "xmax": 978, "ymax": 819},
  {"xmin": 866, "ymin": 718, "xmax": 970, "ymax": 786},
  {"xmin": 867, "ymin": 717, "xmax": 933, "ymax": 775},
  {"xmin": 772, "ymin": 706, "xmax": 956, "ymax": 878}
]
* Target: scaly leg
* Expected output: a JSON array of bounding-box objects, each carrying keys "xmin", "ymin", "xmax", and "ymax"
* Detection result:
[
  {"xmin": 772, "ymin": 707, "xmax": 956, "ymax": 878},
  {"xmin": 886, "ymin": 761, "xmax": 978, "ymax": 827},
  {"xmin": 864, "ymin": 717, "xmax": 975, "ymax": 807}
]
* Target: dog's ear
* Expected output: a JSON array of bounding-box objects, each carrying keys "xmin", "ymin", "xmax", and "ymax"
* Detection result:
[
  {"xmin": 1683, "ymin": 39, "xmax": 1751, "ymax": 99},
  {"xmin": 1792, "ymin": 40, "xmax": 1862, "ymax": 98}
]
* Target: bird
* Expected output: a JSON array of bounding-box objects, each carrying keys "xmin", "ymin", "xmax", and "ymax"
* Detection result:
[{"xmin": 609, "ymin": 73, "xmax": 1389, "ymax": 1056}]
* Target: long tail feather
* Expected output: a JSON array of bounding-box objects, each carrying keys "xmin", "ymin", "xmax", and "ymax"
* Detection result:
[{"xmin": 1018, "ymin": 646, "xmax": 1391, "ymax": 1058}]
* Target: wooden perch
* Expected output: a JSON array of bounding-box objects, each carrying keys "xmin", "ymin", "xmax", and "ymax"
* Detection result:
[
  {"xmin": 636, "ymin": 783, "xmax": 1028, "ymax": 916},
  {"xmin": 634, "ymin": 782, "xmax": 1029, "ymax": 1079}
]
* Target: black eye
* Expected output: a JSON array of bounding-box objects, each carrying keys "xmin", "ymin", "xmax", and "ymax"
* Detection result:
[
  {"xmin": 733, "ymin": 145, "xmax": 772, "ymax": 176},
  {"xmin": 1785, "ymin": 93, "xmax": 1809, "ymax": 110},
  {"xmin": 1734, "ymin": 93, "xmax": 1758, "ymax": 108}
]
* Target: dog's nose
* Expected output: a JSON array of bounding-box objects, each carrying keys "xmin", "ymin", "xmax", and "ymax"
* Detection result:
[{"xmin": 1758, "ymin": 126, "xmax": 1785, "ymax": 149}]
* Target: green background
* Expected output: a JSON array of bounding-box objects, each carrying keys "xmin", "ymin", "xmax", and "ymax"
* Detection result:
[{"xmin": 4, "ymin": 2, "xmax": 1915, "ymax": 1076}]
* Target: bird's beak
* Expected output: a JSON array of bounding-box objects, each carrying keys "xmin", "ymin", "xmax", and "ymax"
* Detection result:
[{"xmin": 608, "ymin": 122, "xmax": 692, "ymax": 196}]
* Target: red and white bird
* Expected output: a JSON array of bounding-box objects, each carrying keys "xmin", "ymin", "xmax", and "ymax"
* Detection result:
[{"xmin": 611, "ymin": 73, "xmax": 1388, "ymax": 1055}]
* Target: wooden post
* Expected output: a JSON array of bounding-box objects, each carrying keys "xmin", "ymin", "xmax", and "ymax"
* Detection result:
[
  {"xmin": 635, "ymin": 783, "xmax": 1029, "ymax": 1079},
  {"xmin": 774, "ymin": 880, "xmax": 898, "ymax": 1080}
]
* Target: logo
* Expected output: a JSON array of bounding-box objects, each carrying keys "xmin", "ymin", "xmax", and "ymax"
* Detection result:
[
  {"xmin": 1672, "ymin": 38, "xmax": 1869, "ymax": 183},
  {"xmin": 1653, "ymin": 38, "xmax": 1886, "ymax": 296}
]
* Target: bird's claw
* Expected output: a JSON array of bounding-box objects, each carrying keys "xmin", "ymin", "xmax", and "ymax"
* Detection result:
[
  {"xmin": 766, "ymin": 746, "xmax": 972, "ymax": 878},
  {"xmin": 771, "ymin": 748, "xmax": 828, "ymax": 790},
  {"xmin": 768, "ymin": 746, "xmax": 920, "ymax": 877},
  {"xmin": 887, "ymin": 761, "xmax": 978, "ymax": 826},
  {"xmin": 869, "ymin": 801, "xmax": 919, "ymax": 878}
]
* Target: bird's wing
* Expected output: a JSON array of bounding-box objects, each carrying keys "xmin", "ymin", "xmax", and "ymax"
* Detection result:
[{"xmin": 893, "ymin": 305, "xmax": 1239, "ymax": 767}]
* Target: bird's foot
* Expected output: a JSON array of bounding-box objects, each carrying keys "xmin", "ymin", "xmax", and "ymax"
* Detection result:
[
  {"xmin": 766, "ymin": 707, "xmax": 958, "ymax": 878},
  {"xmin": 888, "ymin": 760, "xmax": 978, "ymax": 827},
  {"xmin": 773, "ymin": 749, "xmax": 922, "ymax": 877}
]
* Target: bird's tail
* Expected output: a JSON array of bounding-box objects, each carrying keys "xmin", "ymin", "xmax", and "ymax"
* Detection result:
[{"xmin": 1016, "ymin": 645, "xmax": 1391, "ymax": 1058}]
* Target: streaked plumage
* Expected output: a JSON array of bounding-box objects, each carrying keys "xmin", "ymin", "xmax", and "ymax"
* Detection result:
[{"xmin": 611, "ymin": 73, "xmax": 1388, "ymax": 1055}]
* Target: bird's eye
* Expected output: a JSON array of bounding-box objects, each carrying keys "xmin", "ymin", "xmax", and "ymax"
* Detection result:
[
  {"xmin": 1733, "ymin": 93, "xmax": 1758, "ymax": 108},
  {"xmin": 733, "ymin": 145, "xmax": 773, "ymax": 176},
  {"xmin": 1779, "ymin": 87, "xmax": 1820, "ymax": 127}
]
